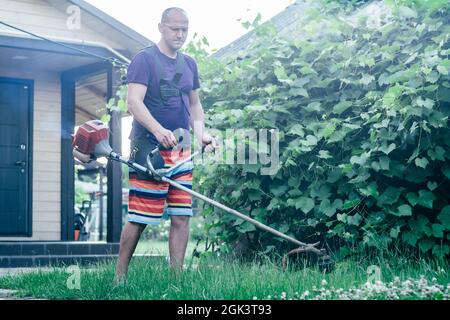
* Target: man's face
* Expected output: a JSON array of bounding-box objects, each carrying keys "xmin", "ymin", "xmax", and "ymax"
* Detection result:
[{"xmin": 159, "ymin": 10, "xmax": 189, "ymax": 51}]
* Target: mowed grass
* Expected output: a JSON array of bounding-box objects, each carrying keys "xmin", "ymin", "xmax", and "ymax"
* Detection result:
[
  {"xmin": 0, "ymin": 251, "xmax": 449, "ymax": 300},
  {"xmin": 135, "ymin": 239, "xmax": 196, "ymax": 256}
]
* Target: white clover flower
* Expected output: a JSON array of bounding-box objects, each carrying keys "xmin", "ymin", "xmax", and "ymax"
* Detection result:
[
  {"xmin": 287, "ymin": 274, "xmax": 448, "ymax": 301},
  {"xmin": 391, "ymin": 293, "xmax": 400, "ymax": 300},
  {"xmin": 403, "ymin": 279, "xmax": 413, "ymax": 287},
  {"xmin": 418, "ymin": 277, "xmax": 427, "ymax": 284}
]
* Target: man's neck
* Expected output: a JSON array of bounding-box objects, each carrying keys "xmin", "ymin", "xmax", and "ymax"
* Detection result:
[{"xmin": 157, "ymin": 42, "xmax": 177, "ymax": 59}]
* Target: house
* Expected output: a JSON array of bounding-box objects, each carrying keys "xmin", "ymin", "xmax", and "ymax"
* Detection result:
[
  {"xmin": 213, "ymin": 0, "xmax": 310, "ymax": 61},
  {"xmin": 213, "ymin": 0, "xmax": 386, "ymax": 61},
  {"xmin": 0, "ymin": 0, "xmax": 152, "ymax": 266}
]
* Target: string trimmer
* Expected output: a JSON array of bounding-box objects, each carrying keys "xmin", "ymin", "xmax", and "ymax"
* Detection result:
[{"xmin": 72, "ymin": 120, "xmax": 334, "ymax": 271}]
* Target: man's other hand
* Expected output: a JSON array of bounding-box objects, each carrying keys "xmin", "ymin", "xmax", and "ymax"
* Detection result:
[
  {"xmin": 73, "ymin": 148, "xmax": 92, "ymax": 163},
  {"xmin": 201, "ymin": 133, "xmax": 218, "ymax": 153}
]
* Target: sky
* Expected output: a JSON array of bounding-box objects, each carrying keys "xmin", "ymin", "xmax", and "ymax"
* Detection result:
[
  {"xmin": 84, "ymin": 0, "xmax": 293, "ymax": 155},
  {"xmin": 86, "ymin": 0, "xmax": 293, "ymax": 51}
]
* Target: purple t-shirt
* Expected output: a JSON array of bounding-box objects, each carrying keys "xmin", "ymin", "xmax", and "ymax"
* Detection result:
[{"xmin": 127, "ymin": 46, "xmax": 200, "ymax": 144}]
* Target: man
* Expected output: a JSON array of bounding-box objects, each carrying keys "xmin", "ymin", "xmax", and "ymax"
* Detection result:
[{"xmin": 115, "ymin": 7, "xmax": 215, "ymax": 283}]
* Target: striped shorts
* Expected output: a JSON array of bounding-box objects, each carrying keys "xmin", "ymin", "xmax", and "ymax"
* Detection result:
[{"xmin": 128, "ymin": 149, "xmax": 193, "ymax": 225}]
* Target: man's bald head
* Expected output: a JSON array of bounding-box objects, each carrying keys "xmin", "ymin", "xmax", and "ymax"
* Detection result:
[
  {"xmin": 161, "ymin": 7, "xmax": 188, "ymax": 24},
  {"xmin": 158, "ymin": 7, "xmax": 189, "ymax": 54}
]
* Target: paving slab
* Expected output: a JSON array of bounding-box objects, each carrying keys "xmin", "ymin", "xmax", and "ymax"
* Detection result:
[
  {"xmin": 0, "ymin": 268, "xmax": 53, "ymax": 278},
  {"xmin": 0, "ymin": 289, "xmax": 18, "ymax": 299},
  {"xmin": 0, "ymin": 268, "xmax": 54, "ymax": 300}
]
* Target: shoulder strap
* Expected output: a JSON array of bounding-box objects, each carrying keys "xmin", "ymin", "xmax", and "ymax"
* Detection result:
[
  {"xmin": 175, "ymin": 53, "xmax": 190, "ymax": 116},
  {"xmin": 144, "ymin": 45, "xmax": 165, "ymax": 81},
  {"xmin": 173, "ymin": 52, "xmax": 186, "ymax": 84}
]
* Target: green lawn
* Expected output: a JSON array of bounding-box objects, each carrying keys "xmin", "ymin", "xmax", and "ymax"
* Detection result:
[
  {"xmin": 135, "ymin": 239, "xmax": 197, "ymax": 256},
  {"xmin": 0, "ymin": 253, "xmax": 448, "ymax": 300}
]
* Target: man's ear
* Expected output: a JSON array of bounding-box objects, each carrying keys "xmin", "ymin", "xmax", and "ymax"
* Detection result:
[{"xmin": 158, "ymin": 23, "xmax": 163, "ymax": 33}]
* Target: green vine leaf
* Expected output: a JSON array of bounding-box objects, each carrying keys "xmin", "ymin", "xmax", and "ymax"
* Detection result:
[
  {"xmin": 417, "ymin": 190, "xmax": 436, "ymax": 209},
  {"xmin": 438, "ymin": 206, "xmax": 450, "ymax": 230},
  {"xmin": 415, "ymin": 157, "xmax": 429, "ymax": 169},
  {"xmin": 418, "ymin": 238, "xmax": 434, "ymax": 253},
  {"xmin": 432, "ymin": 224, "xmax": 445, "ymax": 238},
  {"xmin": 294, "ymin": 197, "xmax": 315, "ymax": 214},
  {"xmin": 332, "ymin": 101, "xmax": 352, "ymax": 115},
  {"xmin": 379, "ymin": 143, "xmax": 397, "ymax": 155},
  {"xmin": 437, "ymin": 59, "xmax": 450, "ymax": 75},
  {"xmin": 378, "ymin": 187, "xmax": 402, "ymax": 206},
  {"xmin": 427, "ymin": 181, "xmax": 438, "ymax": 191},
  {"xmin": 397, "ymin": 204, "xmax": 413, "ymax": 216}
]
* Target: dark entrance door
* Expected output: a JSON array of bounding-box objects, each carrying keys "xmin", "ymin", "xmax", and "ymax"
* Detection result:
[{"xmin": 0, "ymin": 78, "xmax": 32, "ymax": 236}]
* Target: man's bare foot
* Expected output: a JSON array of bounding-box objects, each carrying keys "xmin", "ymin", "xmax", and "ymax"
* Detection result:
[{"xmin": 113, "ymin": 275, "xmax": 127, "ymax": 288}]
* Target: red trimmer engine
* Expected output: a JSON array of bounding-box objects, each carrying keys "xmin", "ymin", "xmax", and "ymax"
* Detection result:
[
  {"xmin": 72, "ymin": 120, "xmax": 113, "ymax": 163},
  {"xmin": 73, "ymin": 120, "xmax": 108, "ymax": 154}
]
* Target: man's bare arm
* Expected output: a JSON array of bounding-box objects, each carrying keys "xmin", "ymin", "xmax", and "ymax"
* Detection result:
[
  {"xmin": 127, "ymin": 83, "xmax": 177, "ymax": 148},
  {"xmin": 189, "ymin": 90, "xmax": 217, "ymax": 151},
  {"xmin": 189, "ymin": 89, "xmax": 205, "ymax": 142}
]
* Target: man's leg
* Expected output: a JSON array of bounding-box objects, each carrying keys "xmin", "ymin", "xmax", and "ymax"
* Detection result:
[
  {"xmin": 115, "ymin": 221, "xmax": 146, "ymax": 282},
  {"xmin": 169, "ymin": 216, "xmax": 190, "ymax": 269},
  {"xmin": 165, "ymin": 149, "xmax": 193, "ymax": 270}
]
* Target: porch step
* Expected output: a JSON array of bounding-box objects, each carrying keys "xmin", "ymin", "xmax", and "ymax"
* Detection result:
[
  {"xmin": 0, "ymin": 242, "xmax": 120, "ymax": 256},
  {"xmin": 0, "ymin": 253, "xmax": 163, "ymax": 268},
  {"xmin": 0, "ymin": 254, "xmax": 117, "ymax": 268}
]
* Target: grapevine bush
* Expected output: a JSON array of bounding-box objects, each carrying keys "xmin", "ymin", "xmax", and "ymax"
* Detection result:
[{"xmin": 189, "ymin": 0, "xmax": 450, "ymax": 259}]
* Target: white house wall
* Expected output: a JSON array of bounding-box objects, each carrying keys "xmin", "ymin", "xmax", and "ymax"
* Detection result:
[
  {"xmin": 0, "ymin": 67, "xmax": 61, "ymax": 241},
  {"xmin": 0, "ymin": 0, "xmax": 126, "ymax": 51}
]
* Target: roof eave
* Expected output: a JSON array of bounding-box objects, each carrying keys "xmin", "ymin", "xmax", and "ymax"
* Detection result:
[{"xmin": 67, "ymin": 0, "xmax": 152, "ymax": 47}]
